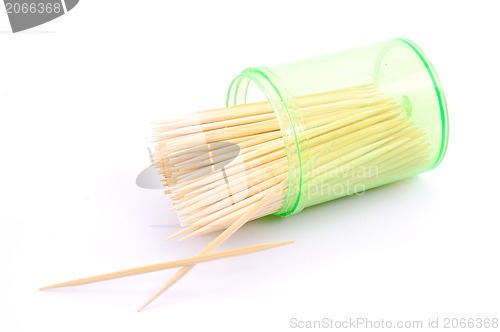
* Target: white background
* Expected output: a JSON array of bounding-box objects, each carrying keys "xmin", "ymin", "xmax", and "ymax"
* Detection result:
[{"xmin": 1, "ymin": 1, "xmax": 499, "ymax": 331}]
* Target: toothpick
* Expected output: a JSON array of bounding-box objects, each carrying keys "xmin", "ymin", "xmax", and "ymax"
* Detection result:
[
  {"xmin": 137, "ymin": 179, "xmax": 287, "ymax": 311},
  {"xmin": 40, "ymin": 240, "xmax": 293, "ymax": 290}
]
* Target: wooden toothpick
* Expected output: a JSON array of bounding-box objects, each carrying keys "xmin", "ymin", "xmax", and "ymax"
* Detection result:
[
  {"xmin": 40, "ymin": 239, "xmax": 293, "ymax": 290},
  {"xmin": 137, "ymin": 179, "xmax": 287, "ymax": 311}
]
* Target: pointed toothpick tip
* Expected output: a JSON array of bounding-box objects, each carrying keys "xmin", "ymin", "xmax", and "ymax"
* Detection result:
[
  {"xmin": 39, "ymin": 283, "xmax": 65, "ymax": 291},
  {"xmin": 164, "ymin": 227, "xmax": 192, "ymax": 241},
  {"xmin": 164, "ymin": 233, "xmax": 179, "ymax": 241},
  {"xmin": 177, "ymin": 231, "xmax": 200, "ymax": 242}
]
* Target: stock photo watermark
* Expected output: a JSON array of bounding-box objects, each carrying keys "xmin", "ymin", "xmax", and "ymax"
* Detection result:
[
  {"xmin": 136, "ymin": 143, "xmax": 378, "ymax": 197},
  {"xmin": 3, "ymin": 0, "xmax": 79, "ymax": 32},
  {"xmin": 289, "ymin": 317, "xmax": 499, "ymax": 329},
  {"xmin": 136, "ymin": 142, "xmax": 381, "ymax": 231}
]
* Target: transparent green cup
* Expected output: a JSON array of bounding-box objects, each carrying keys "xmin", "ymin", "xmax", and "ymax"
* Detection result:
[{"xmin": 227, "ymin": 38, "xmax": 448, "ymax": 216}]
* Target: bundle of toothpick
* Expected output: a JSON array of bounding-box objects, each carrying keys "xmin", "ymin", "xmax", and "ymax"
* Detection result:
[{"xmin": 41, "ymin": 85, "xmax": 430, "ymax": 310}]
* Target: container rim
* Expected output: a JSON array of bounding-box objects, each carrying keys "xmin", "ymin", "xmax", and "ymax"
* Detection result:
[
  {"xmin": 397, "ymin": 38, "xmax": 449, "ymax": 168},
  {"xmin": 226, "ymin": 68, "xmax": 305, "ymax": 216}
]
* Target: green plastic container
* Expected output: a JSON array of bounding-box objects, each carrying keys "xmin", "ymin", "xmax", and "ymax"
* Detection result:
[{"xmin": 227, "ymin": 38, "xmax": 448, "ymax": 216}]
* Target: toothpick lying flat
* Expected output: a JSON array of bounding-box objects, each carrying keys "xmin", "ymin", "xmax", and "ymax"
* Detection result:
[
  {"xmin": 39, "ymin": 239, "xmax": 293, "ymax": 290},
  {"xmin": 137, "ymin": 179, "xmax": 287, "ymax": 311}
]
